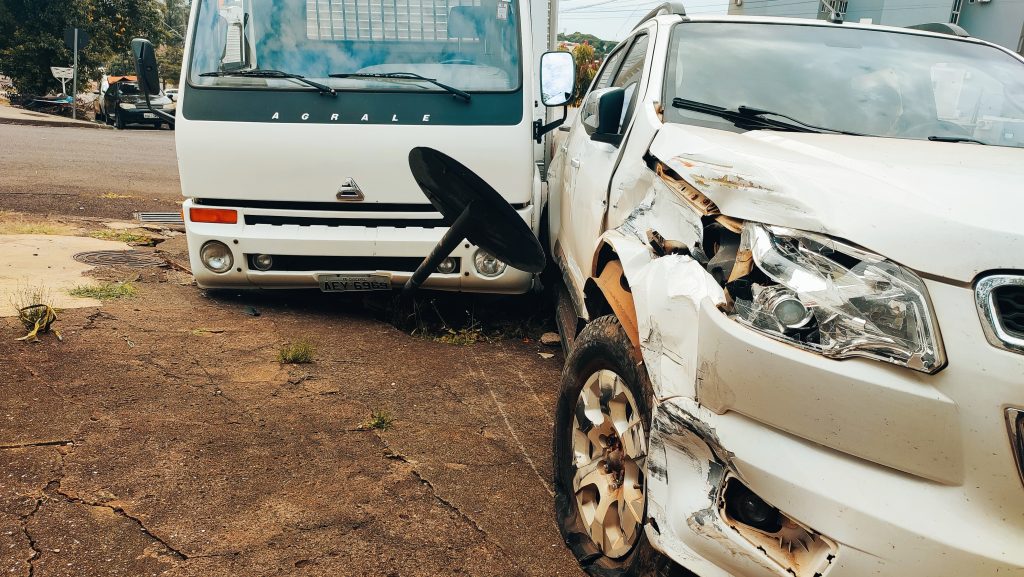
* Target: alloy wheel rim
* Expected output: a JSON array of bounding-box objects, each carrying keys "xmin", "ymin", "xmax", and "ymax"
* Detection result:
[{"xmin": 571, "ymin": 369, "xmax": 646, "ymax": 559}]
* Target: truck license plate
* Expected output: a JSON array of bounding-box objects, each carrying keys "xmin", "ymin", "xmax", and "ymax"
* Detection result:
[
  {"xmin": 143, "ymin": 113, "xmax": 157, "ymax": 119},
  {"xmin": 319, "ymin": 273, "xmax": 392, "ymax": 292}
]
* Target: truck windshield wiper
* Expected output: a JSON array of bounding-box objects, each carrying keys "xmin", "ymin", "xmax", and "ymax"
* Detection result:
[
  {"xmin": 671, "ymin": 98, "xmax": 862, "ymax": 135},
  {"xmin": 928, "ymin": 135, "xmax": 987, "ymax": 145},
  {"xmin": 329, "ymin": 72, "xmax": 470, "ymax": 102},
  {"xmin": 200, "ymin": 69, "xmax": 336, "ymax": 96}
]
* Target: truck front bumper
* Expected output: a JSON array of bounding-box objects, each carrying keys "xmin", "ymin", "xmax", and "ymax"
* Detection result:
[{"xmin": 182, "ymin": 199, "xmax": 536, "ymax": 294}]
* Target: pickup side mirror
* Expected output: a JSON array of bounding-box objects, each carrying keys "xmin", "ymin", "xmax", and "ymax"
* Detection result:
[
  {"xmin": 540, "ymin": 51, "xmax": 576, "ymax": 107},
  {"xmin": 582, "ymin": 87, "xmax": 625, "ymax": 146}
]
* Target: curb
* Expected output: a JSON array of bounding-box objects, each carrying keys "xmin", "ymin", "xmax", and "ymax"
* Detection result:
[{"xmin": 0, "ymin": 116, "xmax": 112, "ymax": 130}]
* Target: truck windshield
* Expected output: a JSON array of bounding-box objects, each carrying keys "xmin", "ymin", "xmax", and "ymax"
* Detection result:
[
  {"xmin": 188, "ymin": 0, "xmax": 522, "ymax": 93},
  {"xmin": 663, "ymin": 22, "xmax": 1024, "ymax": 148}
]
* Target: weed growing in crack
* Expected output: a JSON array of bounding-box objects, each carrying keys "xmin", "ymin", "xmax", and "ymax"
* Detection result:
[
  {"xmin": 89, "ymin": 230, "xmax": 156, "ymax": 245},
  {"xmin": 278, "ymin": 340, "xmax": 315, "ymax": 364},
  {"xmin": 69, "ymin": 281, "xmax": 137, "ymax": 300},
  {"xmin": 362, "ymin": 409, "xmax": 394, "ymax": 431},
  {"xmin": 435, "ymin": 327, "xmax": 484, "ymax": 346}
]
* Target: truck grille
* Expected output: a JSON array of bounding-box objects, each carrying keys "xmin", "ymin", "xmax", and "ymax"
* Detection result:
[
  {"xmin": 247, "ymin": 254, "xmax": 459, "ymax": 273},
  {"xmin": 1008, "ymin": 408, "xmax": 1024, "ymax": 489},
  {"xmin": 975, "ymin": 274, "xmax": 1024, "ymax": 355}
]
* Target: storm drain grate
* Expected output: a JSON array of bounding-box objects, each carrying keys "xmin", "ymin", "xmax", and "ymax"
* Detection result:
[
  {"xmin": 137, "ymin": 212, "xmax": 184, "ymax": 224},
  {"xmin": 73, "ymin": 250, "xmax": 167, "ymax": 268}
]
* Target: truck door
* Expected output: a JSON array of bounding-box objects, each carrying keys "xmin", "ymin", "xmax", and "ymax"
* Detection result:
[{"xmin": 562, "ymin": 32, "xmax": 651, "ymax": 283}]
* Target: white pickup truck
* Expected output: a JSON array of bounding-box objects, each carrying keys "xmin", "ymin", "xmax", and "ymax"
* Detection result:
[{"xmin": 546, "ymin": 6, "xmax": 1024, "ymax": 577}]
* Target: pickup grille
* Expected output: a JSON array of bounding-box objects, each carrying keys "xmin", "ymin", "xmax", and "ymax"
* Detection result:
[
  {"xmin": 975, "ymin": 274, "xmax": 1024, "ymax": 355},
  {"xmin": 995, "ymin": 285, "xmax": 1024, "ymax": 338}
]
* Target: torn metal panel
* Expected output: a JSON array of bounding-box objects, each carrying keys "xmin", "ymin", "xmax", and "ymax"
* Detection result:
[
  {"xmin": 594, "ymin": 259, "xmax": 641, "ymax": 354},
  {"xmin": 648, "ymin": 124, "xmax": 822, "ymax": 234},
  {"xmin": 647, "ymin": 398, "xmax": 811, "ymax": 577},
  {"xmin": 596, "ymin": 174, "xmax": 726, "ymax": 400},
  {"xmin": 630, "ymin": 255, "xmax": 726, "ymax": 400},
  {"xmin": 648, "ymin": 123, "xmax": 1024, "ymax": 282}
]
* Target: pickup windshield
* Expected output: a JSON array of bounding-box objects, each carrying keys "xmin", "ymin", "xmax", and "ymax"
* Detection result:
[
  {"xmin": 188, "ymin": 0, "xmax": 522, "ymax": 93},
  {"xmin": 663, "ymin": 22, "xmax": 1024, "ymax": 148}
]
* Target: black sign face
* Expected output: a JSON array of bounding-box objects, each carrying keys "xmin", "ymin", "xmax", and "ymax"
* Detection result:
[{"xmin": 63, "ymin": 28, "xmax": 90, "ymax": 51}]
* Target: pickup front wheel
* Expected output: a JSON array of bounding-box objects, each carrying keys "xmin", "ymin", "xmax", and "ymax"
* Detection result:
[{"xmin": 554, "ymin": 315, "xmax": 680, "ymax": 576}]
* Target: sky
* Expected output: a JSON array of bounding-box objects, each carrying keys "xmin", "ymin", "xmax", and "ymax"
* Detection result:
[{"xmin": 558, "ymin": 0, "xmax": 730, "ymax": 40}]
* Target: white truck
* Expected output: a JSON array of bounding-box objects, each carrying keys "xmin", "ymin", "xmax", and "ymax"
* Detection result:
[
  {"xmin": 167, "ymin": 0, "xmax": 565, "ymax": 294},
  {"xmin": 546, "ymin": 6, "xmax": 1024, "ymax": 577}
]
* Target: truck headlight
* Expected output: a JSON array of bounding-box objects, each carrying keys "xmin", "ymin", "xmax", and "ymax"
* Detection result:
[
  {"xmin": 200, "ymin": 241, "xmax": 234, "ymax": 274},
  {"xmin": 474, "ymin": 250, "xmax": 507, "ymax": 277},
  {"xmin": 119, "ymin": 102, "xmax": 136, "ymax": 109},
  {"xmin": 730, "ymin": 223, "xmax": 944, "ymax": 373}
]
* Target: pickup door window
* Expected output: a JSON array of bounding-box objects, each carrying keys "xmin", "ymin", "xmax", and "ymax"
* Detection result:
[{"xmin": 561, "ymin": 32, "xmax": 651, "ymax": 287}]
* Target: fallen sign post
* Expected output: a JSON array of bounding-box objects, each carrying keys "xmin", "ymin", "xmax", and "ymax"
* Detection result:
[
  {"xmin": 50, "ymin": 67, "xmax": 74, "ymax": 98},
  {"xmin": 393, "ymin": 147, "xmax": 547, "ymax": 327}
]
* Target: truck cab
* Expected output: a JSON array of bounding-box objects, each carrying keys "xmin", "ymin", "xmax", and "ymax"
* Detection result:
[
  {"xmin": 547, "ymin": 7, "xmax": 1024, "ymax": 577},
  {"xmin": 175, "ymin": 0, "xmax": 561, "ymax": 294}
]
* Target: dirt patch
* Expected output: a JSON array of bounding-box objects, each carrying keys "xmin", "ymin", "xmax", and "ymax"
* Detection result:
[{"xmin": 0, "ymin": 271, "xmax": 579, "ymax": 577}]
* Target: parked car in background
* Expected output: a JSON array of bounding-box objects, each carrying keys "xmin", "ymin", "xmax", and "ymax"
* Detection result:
[
  {"xmin": 96, "ymin": 76, "xmax": 174, "ymax": 129},
  {"xmin": 547, "ymin": 6, "xmax": 1024, "ymax": 577}
]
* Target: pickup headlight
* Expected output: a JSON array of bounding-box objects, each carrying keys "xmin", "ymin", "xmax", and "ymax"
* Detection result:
[
  {"xmin": 118, "ymin": 102, "xmax": 136, "ymax": 109},
  {"xmin": 729, "ymin": 223, "xmax": 944, "ymax": 373}
]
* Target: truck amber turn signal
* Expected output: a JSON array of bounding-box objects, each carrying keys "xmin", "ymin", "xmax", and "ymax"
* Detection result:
[{"xmin": 189, "ymin": 207, "xmax": 238, "ymax": 224}]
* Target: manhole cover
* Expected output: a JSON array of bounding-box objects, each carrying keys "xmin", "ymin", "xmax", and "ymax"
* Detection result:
[{"xmin": 73, "ymin": 250, "xmax": 166, "ymax": 268}]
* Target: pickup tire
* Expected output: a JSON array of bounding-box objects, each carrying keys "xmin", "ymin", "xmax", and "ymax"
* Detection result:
[
  {"xmin": 114, "ymin": 110, "xmax": 125, "ymax": 130},
  {"xmin": 554, "ymin": 315, "xmax": 686, "ymax": 577}
]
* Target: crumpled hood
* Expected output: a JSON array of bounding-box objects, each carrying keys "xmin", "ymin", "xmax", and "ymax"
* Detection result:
[{"xmin": 649, "ymin": 124, "xmax": 1024, "ymax": 283}]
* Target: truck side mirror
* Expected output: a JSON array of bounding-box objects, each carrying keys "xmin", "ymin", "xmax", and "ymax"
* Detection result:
[
  {"xmin": 131, "ymin": 37, "xmax": 176, "ymax": 126},
  {"xmin": 582, "ymin": 87, "xmax": 625, "ymax": 146},
  {"xmin": 540, "ymin": 51, "xmax": 576, "ymax": 107},
  {"xmin": 131, "ymin": 38, "xmax": 161, "ymax": 97}
]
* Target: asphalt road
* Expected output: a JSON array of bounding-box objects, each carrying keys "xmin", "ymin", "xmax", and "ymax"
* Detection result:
[{"xmin": 0, "ymin": 123, "xmax": 182, "ymax": 219}]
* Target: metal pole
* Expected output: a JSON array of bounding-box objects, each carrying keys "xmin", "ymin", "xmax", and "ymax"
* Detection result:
[{"xmin": 72, "ymin": 28, "xmax": 78, "ymax": 120}]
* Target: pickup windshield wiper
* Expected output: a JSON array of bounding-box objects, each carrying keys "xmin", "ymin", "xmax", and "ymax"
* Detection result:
[
  {"xmin": 329, "ymin": 72, "xmax": 470, "ymax": 102},
  {"xmin": 671, "ymin": 98, "xmax": 863, "ymax": 135},
  {"xmin": 928, "ymin": 135, "xmax": 987, "ymax": 145},
  {"xmin": 200, "ymin": 69, "xmax": 336, "ymax": 96}
]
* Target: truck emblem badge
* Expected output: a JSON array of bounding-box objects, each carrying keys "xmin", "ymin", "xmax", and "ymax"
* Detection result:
[{"xmin": 336, "ymin": 178, "xmax": 365, "ymax": 201}]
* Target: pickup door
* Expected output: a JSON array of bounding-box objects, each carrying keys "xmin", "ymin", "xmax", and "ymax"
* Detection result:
[{"xmin": 560, "ymin": 32, "xmax": 651, "ymax": 285}]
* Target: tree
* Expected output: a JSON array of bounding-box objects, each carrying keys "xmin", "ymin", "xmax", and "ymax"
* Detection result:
[
  {"xmin": 0, "ymin": 0, "xmax": 165, "ymax": 96},
  {"xmin": 157, "ymin": 44, "xmax": 183, "ymax": 88},
  {"xmin": 570, "ymin": 42, "xmax": 599, "ymax": 107}
]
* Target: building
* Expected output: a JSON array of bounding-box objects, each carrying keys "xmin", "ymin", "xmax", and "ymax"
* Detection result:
[{"xmin": 729, "ymin": 0, "xmax": 1024, "ymax": 55}]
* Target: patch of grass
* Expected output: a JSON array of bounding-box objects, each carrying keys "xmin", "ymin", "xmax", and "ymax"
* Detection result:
[
  {"xmin": 278, "ymin": 339, "xmax": 315, "ymax": 364},
  {"xmin": 362, "ymin": 409, "xmax": 394, "ymax": 431},
  {"xmin": 0, "ymin": 212, "xmax": 76, "ymax": 236},
  {"xmin": 69, "ymin": 281, "xmax": 136, "ymax": 300},
  {"xmin": 434, "ymin": 327, "xmax": 484, "ymax": 346},
  {"xmin": 98, "ymin": 192, "xmax": 135, "ymax": 199},
  {"xmin": 89, "ymin": 229, "xmax": 155, "ymax": 245}
]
